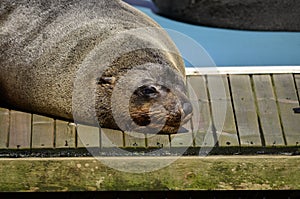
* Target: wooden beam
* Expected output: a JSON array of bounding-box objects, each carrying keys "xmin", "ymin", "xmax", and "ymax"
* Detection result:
[
  {"xmin": 273, "ymin": 74, "xmax": 300, "ymax": 146},
  {"xmin": 0, "ymin": 108, "xmax": 9, "ymax": 149},
  {"xmin": 0, "ymin": 156, "xmax": 298, "ymax": 191},
  {"xmin": 229, "ymin": 75, "xmax": 261, "ymax": 146},
  {"xmin": 31, "ymin": 115, "xmax": 54, "ymax": 148},
  {"xmin": 252, "ymin": 75, "xmax": 285, "ymax": 146},
  {"xmin": 8, "ymin": 111, "xmax": 32, "ymax": 149}
]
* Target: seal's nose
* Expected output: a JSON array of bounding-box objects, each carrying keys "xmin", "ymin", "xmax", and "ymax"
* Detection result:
[{"xmin": 182, "ymin": 102, "xmax": 193, "ymax": 116}]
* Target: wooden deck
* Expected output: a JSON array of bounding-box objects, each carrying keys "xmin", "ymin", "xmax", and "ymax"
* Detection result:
[{"xmin": 0, "ymin": 70, "xmax": 299, "ymax": 152}]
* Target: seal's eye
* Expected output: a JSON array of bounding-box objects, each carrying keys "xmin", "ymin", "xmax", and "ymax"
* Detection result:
[
  {"xmin": 143, "ymin": 86, "xmax": 156, "ymax": 95},
  {"xmin": 140, "ymin": 85, "xmax": 158, "ymax": 98}
]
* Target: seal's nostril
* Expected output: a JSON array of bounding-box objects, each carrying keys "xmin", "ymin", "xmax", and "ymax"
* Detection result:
[{"xmin": 183, "ymin": 102, "xmax": 193, "ymax": 116}]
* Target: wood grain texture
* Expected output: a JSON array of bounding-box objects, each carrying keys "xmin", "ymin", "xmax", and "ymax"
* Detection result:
[
  {"xmin": 55, "ymin": 120, "xmax": 76, "ymax": 148},
  {"xmin": 295, "ymin": 74, "xmax": 300, "ymax": 95},
  {"xmin": 273, "ymin": 74, "xmax": 300, "ymax": 145},
  {"xmin": 0, "ymin": 108, "xmax": 9, "ymax": 148},
  {"xmin": 1, "ymin": 73, "xmax": 299, "ymax": 150},
  {"xmin": 295, "ymin": 74, "xmax": 300, "ymax": 103},
  {"xmin": 32, "ymin": 115, "xmax": 54, "ymax": 148},
  {"xmin": 230, "ymin": 75, "xmax": 261, "ymax": 146},
  {"xmin": 187, "ymin": 76, "xmax": 214, "ymax": 147},
  {"xmin": 207, "ymin": 75, "xmax": 239, "ymax": 147},
  {"xmin": 8, "ymin": 111, "xmax": 32, "ymax": 149},
  {"xmin": 124, "ymin": 131, "xmax": 146, "ymax": 148},
  {"xmin": 253, "ymin": 75, "xmax": 285, "ymax": 146},
  {"xmin": 77, "ymin": 125, "xmax": 100, "ymax": 148},
  {"xmin": 170, "ymin": 132, "xmax": 194, "ymax": 147},
  {"xmin": 101, "ymin": 128, "xmax": 124, "ymax": 148}
]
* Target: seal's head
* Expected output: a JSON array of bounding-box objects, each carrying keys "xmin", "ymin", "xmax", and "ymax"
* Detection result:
[
  {"xmin": 95, "ymin": 50, "xmax": 193, "ymax": 134},
  {"xmin": 129, "ymin": 82, "xmax": 193, "ymax": 134}
]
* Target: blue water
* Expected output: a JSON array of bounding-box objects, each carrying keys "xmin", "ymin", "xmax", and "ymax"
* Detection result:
[{"xmin": 129, "ymin": 2, "xmax": 300, "ymax": 67}]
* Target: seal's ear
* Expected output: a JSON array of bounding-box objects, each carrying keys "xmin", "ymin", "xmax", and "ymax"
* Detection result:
[{"xmin": 97, "ymin": 76, "xmax": 116, "ymax": 85}]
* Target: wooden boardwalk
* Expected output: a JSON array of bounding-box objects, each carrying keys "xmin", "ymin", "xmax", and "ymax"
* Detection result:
[{"xmin": 0, "ymin": 71, "xmax": 299, "ymax": 150}]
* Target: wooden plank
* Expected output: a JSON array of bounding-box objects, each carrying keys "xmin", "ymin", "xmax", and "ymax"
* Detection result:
[
  {"xmin": 295, "ymin": 74, "xmax": 300, "ymax": 101},
  {"xmin": 273, "ymin": 74, "xmax": 300, "ymax": 145},
  {"xmin": 124, "ymin": 131, "xmax": 146, "ymax": 148},
  {"xmin": 8, "ymin": 111, "xmax": 32, "ymax": 149},
  {"xmin": 31, "ymin": 115, "xmax": 54, "ymax": 148},
  {"xmin": 187, "ymin": 76, "xmax": 215, "ymax": 147},
  {"xmin": 169, "ymin": 113, "xmax": 194, "ymax": 147},
  {"xmin": 229, "ymin": 75, "xmax": 261, "ymax": 146},
  {"xmin": 170, "ymin": 132, "xmax": 193, "ymax": 147},
  {"xmin": 101, "ymin": 128, "xmax": 124, "ymax": 148},
  {"xmin": 0, "ymin": 108, "xmax": 9, "ymax": 148},
  {"xmin": 207, "ymin": 75, "xmax": 239, "ymax": 147},
  {"xmin": 77, "ymin": 125, "xmax": 100, "ymax": 148},
  {"xmin": 146, "ymin": 134, "xmax": 170, "ymax": 148},
  {"xmin": 253, "ymin": 75, "xmax": 285, "ymax": 146},
  {"xmin": 186, "ymin": 66, "xmax": 300, "ymax": 75},
  {"xmin": 55, "ymin": 120, "xmax": 76, "ymax": 148}
]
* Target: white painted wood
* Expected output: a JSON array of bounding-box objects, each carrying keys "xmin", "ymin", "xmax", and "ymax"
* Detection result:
[{"xmin": 186, "ymin": 66, "xmax": 300, "ymax": 75}]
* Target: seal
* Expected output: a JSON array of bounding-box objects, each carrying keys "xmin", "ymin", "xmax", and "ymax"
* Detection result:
[
  {"xmin": 153, "ymin": 0, "xmax": 300, "ymax": 31},
  {"xmin": 0, "ymin": 0, "xmax": 192, "ymax": 134}
]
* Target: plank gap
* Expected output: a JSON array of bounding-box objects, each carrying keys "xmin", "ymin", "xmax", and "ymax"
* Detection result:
[
  {"xmin": 271, "ymin": 74, "xmax": 288, "ymax": 146},
  {"xmin": 253, "ymin": 74, "xmax": 285, "ymax": 146},
  {"xmin": 227, "ymin": 75, "xmax": 242, "ymax": 147},
  {"xmin": 272, "ymin": 74, "xmax": 300, "ymax": 146},
  {"xmin": 205, "ymin": 75, "xmax": 219, "ymax": 147},
  {"xmin": 229, "ymin": 75, "xmax": 261, "ymax": 146},
  {"xmin": 250, "ymin": 74, "xmax": 266, "ymax": 147},
  {"xmin": 293, "ymin": 74, "xmax": 300, "ymax": 105}
]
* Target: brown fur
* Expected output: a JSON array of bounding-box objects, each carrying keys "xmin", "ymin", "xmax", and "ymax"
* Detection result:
[{"xmin": 0, "ymin": 0, "xmax": 192, "ymax": 134}]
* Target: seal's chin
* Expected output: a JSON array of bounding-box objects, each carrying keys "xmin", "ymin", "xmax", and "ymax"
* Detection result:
[
  {"xmin": 158, "ymin": 113, "xmax": 193, "ymax": 134},
  {"xmin": 127, "ymin": 104, "xmax": 193, "ymax": 134}
]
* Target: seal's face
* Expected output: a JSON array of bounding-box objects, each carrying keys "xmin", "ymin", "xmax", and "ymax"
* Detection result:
[
  {"xmin": 94, "ymin": 49, "xmax": 192, "ymax": 134},
  {"xmin": 96, "ymin": 66, "xmax": 193, "ymax": 134},
  {"xmin": 129, "ymin": 83, "xmax": 193, "ymax": 134}
]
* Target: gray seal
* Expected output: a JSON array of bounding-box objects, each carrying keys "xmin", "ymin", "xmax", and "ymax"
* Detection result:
[
  {"xmin": 0, "ymin": 0, "xmax": 192, "ymax": 134},
  {"xmin": 153, "ymin": 0, "xmax": 300, "ymax": 31}
]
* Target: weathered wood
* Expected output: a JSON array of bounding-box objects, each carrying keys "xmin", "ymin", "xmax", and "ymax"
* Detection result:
[
  {"xmin": 273, "ymin": 74, "xmax": 300, "ymax": 146},
  {"xmin": 146, "ymin": 134, "xmax": 170, "ymax": 148},
  {"xmin": 1, "ymin": 72, "xmax": 300, "ymax": 150},
  {"xmin": 101, "ymin": 128, "xmax": 124, "ymax": 148},
  {"xmin": 207, "ymin": 75, "xmax": 239, "ymax": 147},
  {"xmin": 55, "ymin": 120, "xmax": 76, "ymax": 148},
  {"xmin": 295, "ymin": 74, "xmax": 300, "ymax": 101},
  {"xmin": 170, "ymin": 115, "xmax": 194, "ymax": 147},
  {"xmin": 31, "ymin": 115, "xmax": 54, "ymax": 148},
  {"xmin": 77, "ymin": 125, "xmax": 100, "ymax": 148},
  {"xmin": 170, "ymin": 132, "xmax": 194, "ymax": 147},
  {"xmin": 0, "ymin": 156, "xmax": 299, "ymax": 191},
  {"xmin": 8, "ymin": 111, "xmax": 32, "ymax": 149},
  {"xmin": 253, "ymin": 75, "xmax": 285, "ymax": 146},
  {"xmin": 124, "ymin": 131, "xmax": 146, "ymax": 148},
  {"xmin": 230, "ymin": 75, "xmax": 261, "ymax": 146},
  {"xmin": 187, "ymin": 76, "xmax": 214, "ymax": 147},
  {"xmin": 0, "ymin": 108, "xmax": 9, "ymax": 148}
]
